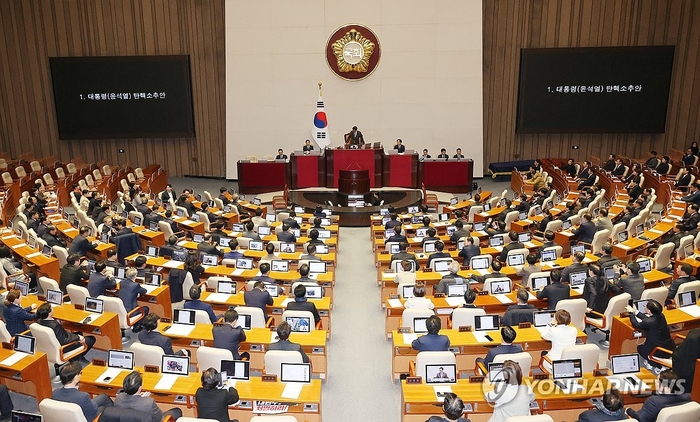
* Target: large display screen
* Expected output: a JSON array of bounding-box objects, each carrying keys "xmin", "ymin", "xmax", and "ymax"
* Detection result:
[
  {"xmin": 49, "ymin": 55, "xmax": 195, "ymax": 139},
  {"xmin": 516, "ymin": 46, "xmax": 675, "ymax": 133}
]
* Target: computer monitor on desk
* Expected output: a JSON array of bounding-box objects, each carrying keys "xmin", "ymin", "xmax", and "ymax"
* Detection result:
[
  {"xmin": 425, "ymin": 364, "xmax": 456, "ymax": 384},
  {"xmin": 507, "ymin": 254, "xmax": 525, "ymax": 266},
  {"xmin": 280, "ymin": 363, "xmax": 311, "ymax": 383},
  {"xmin": 571, "ymin": 244, "xmax": 585, "ymax": 255},
  {"xmin": 217, "ymin": 280, "xmax": 236, "ymax": 294},
  {"xmin": 162, "ymin": 355, "xmax": 190, "ymax": 376},
  {"xmin": 413, "ymin": 317, "xmax": 429, "ymax": 333},
  {"xmin": 221, "ymin": 360, "xmax": 250, "ymax": 381},
  {"xmin": 540, "ymin": 249, "xmax": 557, "ymax": 262},
  {"xmin": 474, "ymin": 314, "xmax": 499, "ymax": 331},
  {"xmin": 678, "ymin": 291, "xmax": 697, "ymax": 308},
  {"xmin": 636, "ymin": 258, "xmax": 652, "ymax": 273},
  {"xmin": 471, "ymin": 257, "xmax": 490, "ymax": 270},
  {"xmin": 569, "ymin": 271, "xmax": 587, "ymax": 291},
  {"xmin": 488, "ymin": 236, "xmax": 504, "ymax": 248},
  {"xmin": 531, "ymin": 276, "xmax": 550, "ymax": 291},
  {"xmin": 108, "ymin": 349, "xmax": 134, "ymax": 370}
]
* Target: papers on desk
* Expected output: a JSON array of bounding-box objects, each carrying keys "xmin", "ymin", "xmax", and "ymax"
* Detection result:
[
  {"xmin": 25, "ymin": 252, "xmax": 41, "ymax": 258},
  {"xmin": 404, "ymin": 224, "xmax": 414, "ymax": 230},
  {"xmin": 141, "ymin": 284, "xmax": 159, "ymax": 294},
  {"xmin": 472, "ymin": 331, "xmax": 493, "ymax": 343},
  {"xmin": 402, "ymin": 333, "xmax": 418, "ymax": 344},
  {"xmin": 177, "ymin": 240, "xmax": 188, "ymax": 246},
  {"xmin": 444, "ymin": 297, "xmax": 466, "ymax": 307},
  {"xmin": 231, "ymin": 268, "xmax": 246, "ymax": 276},
  {"xmin": 661, "ymin": 218, "xmax": 676, "ymax": 223},
  {"xmin": 281, "ymin": 382, "xmax": 303, "ymax": 399},
  {"xmin": 0, "ymin": 351, "xmax": 29, "ymax": 366},
  {"xmin": 606, "ymin": 375, "xmax": 650, "ymax": 393},
  {"xmin": 494, "ymin": 295, "xmax": 514, "ymax": 304},
  {"xmin": 535, "ymin": 326, "xmax": 548, "ymax": 337},
  {"xmin": 280, "ymin": 298, "xmax": 294, "ymax": 307},
  {"xmin": 521, "ymin": 219, "xmax": 533, "ymax": 225},
  {"xmin": 270, "ymin": 332, "xmax": 280, "ymax": 343},
  {"xmin": 383, "ymin": 272, "xmax": 397, "ymax": 279},
  {"xmin": 475, "ymin": 269, "xmax": 490, "ymax": 276},
  {"xmin": 433, "ymin": 385, "xmax": 452, "ymax": 400},
  {"xmin": 153, "ymin": 374, "xmax": 180, "ymax": 391},
  {"xmin": 1, "ymin": 235, "xmax": 17, "ymax": 240},
  {"xmin": 413, "ymin": 237, "xmax": 424, "ymax": 243},
  {"xmin": 162, "ymin": 260, "xmax": 182, "ymax": 269},
  {"xmin": 164, "ymin": 324, "xmax": 195, "ymax": 337},
  {"xmin": 96, "ymin": 367, "xmax": 124, "ymax": 384},
  {"xmin": 524, "ymin": 242, "xmax": 536, "ymax": 248},
  {"xmin": 679, "ymin": 305, "xmax": 700, "ymax": 318},
  {"xmin": 11, "ymin": 243, "xmax": 26, "ymax": 249},
  {"xmin": 82, "ymin": 312, "xmax": 103, "ymax": 324},
  {"xmin": 387, "ymin": 299, "xmax": 403, "ymax": 308},
  {"xmin": 207, "ymin": 293, "xmax": 232, "ymax": 303},
  {"xmin": 181, "ymin": 219, "xmax": 195, "ymax": 225},
  {"xmin": 493, "ymin": 246, "xmax": 503, "ymax": 252},
  {"xmin": 649, "ymin": 229, "xmax": 664, "ymax": 234}
]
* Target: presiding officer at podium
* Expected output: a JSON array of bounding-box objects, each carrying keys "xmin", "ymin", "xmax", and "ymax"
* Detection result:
[{"xmin": 344, "ymin": 126, "xmax": 364, "ymax": 148}]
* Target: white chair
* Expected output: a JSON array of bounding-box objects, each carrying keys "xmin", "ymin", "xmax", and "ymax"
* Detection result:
[
  {"xmin": 235, "ymin": 306, "xmax": 269, "ymax": 328},
  {"xmin": 0, "ymin": 321, "xmax": 12, "ymax": 343},
  {"xmin": 395, "ymin": 272, "xmax": 417, "ymax": 288},
  {"xmin": 584, "ymin": 229, "xmax": 610, "ymax": 255},
  {"xmin": 398, "ymin": 281, "xmax": 417, "ymax": 299},
  {"xmin": 196, "ymin": 346, "xmax": 234, "ymax": 371},
  {"xmin": 196, "ymin": 211, "xmax": 211, "ymax": 232},
  {"xmin": 400, "ymin": 308, "xmax": 435, "ymax": 332},
  {"xmin": 467, "ymin": 206, "xmax": 483, "ymax": 223},
  {"xmin": 651, "ymin": 242, "xmax": 675, "ymax": 272},
  {"xmin": 556, "ymin": 298, "xmax": 587, "ymax": 331},
  {"xmin": 263, "ymin": 350, "xmax": 303, "ymax": 377},
  {"xmin": 30, "ymin": 323, "xmax": 87, "ymax": 377},
  {"xmin": 66, "ymin": 284, "xmax": 89, "ymax": 305},
  {"xmin": 192, "ymin": 309, "xmax": 213, "ymax": 325},
  {"xmin": 55, "ymin": 167, "xmax": 66, "ymax": 179},
  {"xmin": 237, "ymin": 237, "xmax": 251, "ymax": 249},
  {"xmin": 450, "ymin": 308, "xmax": 486, "ymax": 330},
  {"xmin": 282, "ymin": 310, "xmax": 317, "ymax": 330},
  {"xmin": 53, "ymin": 245, "xmax": 69, "ymax": 268},
  {"xmin": 66, "ymin": 163, "xmax": 77, "ymax": 175},
  {"xmin": 128, "ymin": 211, "xmax": 144, "ymax": 224},
  {"xmin": 14, "ymin": 166, "xmax": 26, "ymax": 179},
  {"xmin": 484, "ymin": 352, "xmax": 533, "ymax": 376},
  {"xmin": 39, "ymin": 399, "xmax": 88, "ymax": 422},
  {"xmin": 130, "ymin": 342, "xmax": 164, "ymax": 367},
  {"xmin": 505, "ymin": 416, "xmax": 554, "ymax": 422},
  {"xmin": 675, "ymin": 280, "xmax": 700, "ymax": 305},
  {"xmin": 542, "ymin": 245, "xmax": 563, "ymax": 259},
  {"xmin": 609, "ymin": 222, "xmax": 626, "ymax": 244},
  {"xmin": 176, "ymin": 206, "xmax": 190, "ymax": 218},
  {"xmin": 158, "ymin": 220, "xmax": 175, "ymax": 239},
  {"xmin": 656, "ymin": 402, "xmax": 700, "ymax": 422},
  {"xmin": 412, "ymin": 351, "xmax": 457, "ymax": 380},
  {"xmin": 640, "ymin": 286, "xmax": 669, "ymax": 304},
  {"xmin": 585, "ymin": 293, "xmax": 631, "ymax": 347},
  {"xmin": 92, "ymin": 169, "xmax": 103, "ymax": 183},
  {"xmin": 540, "ymin": 344, "xmax": 599, "ymax": 374},
  {"xmin": 503, "ymin": 211, "xmax": 519, "ymax": 231},
  {"xmin": 99, "ymin": 295, "xmax": 146, "ymax": 343},
  {"xmin": 483, "ymin": 277, "xmax": 512, "ymax": 294},
  {"xmin": 182, "ymin": 272, "xmax": 197, "ymax": 301}
]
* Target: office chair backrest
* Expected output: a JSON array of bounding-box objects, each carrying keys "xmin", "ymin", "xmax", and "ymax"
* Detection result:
[
  {"xmin": 235, "ymin": 306, "xmax": 267, "ymax": 328},
  {"xmin": 66, "ymin": 284, "xmax": 89, "ymax": 306},
  {"xmin": 676, "ymin": 280, "xmax": 700, "ymax": 305},
  {"xmin": 53, "ymin": 246, "xmax": 69, "ymax": 268},
  {"xmin": 589, "ymin": 229, "xmax": 610, "ymax": 255},
  {"xmin": 483, "ymin": 277, "xmax": 512, "ymax": 294},
  {"xmin": 656, "ymin": 402, "xmax": 700, "ymax": 422},
  {"xmin": 640, "ymin": 286, "xmax": 668, "ymax": 304},
  {"xmin": 556, "ymin": 298, "xmax": 587, "ymax": 331},
  {"xmin": 493, "ymin": 352, "xmax": 533, "ymax": 376},
  {"xmin": 205, "ymin": 276, "xmax": 234, "ymax": 289},
  {"xmin": 541, "ymin": 245, "xmax": 563, "ymax": 259},
  {"xmin": 38, "ymin": 276, "xmax": 60, "ymax": 295},
  {"xmin": 0, "ymin": 320, "xmax": 11, "ymax": 343},
  {"xmin": 39, "ymin": 399, "xmax": 88, "ymax": 422},
  {"xmin": 561, "ymin": 344, "xmax": 600, "ymax": 373},
  {"xmin": 402, "ymin": 308, "xmax": 435, "ymax": 331},
  {"xmin": 451, "ymin": 308, "xmax": 486, "ymax": 330},
  {"xmin": 158, "ymin": 220, "xmax": 175, "ymax": 239},
  {"xmin": 30, "ymin": 323, "xmax": 85, "ymax": 365},
  {"xmin": 653, "ymin": 242, "xmax": 675, "ymax": 271},
  {"xmin": 130, "ymin": 343, "xmax": 164, "ymax": 367},
  {"xmin": 264, "ymin": 350, "xmax": 303, "ymax": 377},
  {"xmin": 196, "ymin": 346, "xmax": 233, "ymax": 372},
  {"xmin": 192, "ymin": 309, "xmax": 213, "ymax": 325},
  {"xmin": 600, "ymin": 293, "xmax": 631, "ymax": 331},
  {"xmin": 415, "ymin": 351, "xmax": 456, "ymax": 381},
  {"xmin": 282, "ymin": 310, "xmax": 316, "ymax": 331}
]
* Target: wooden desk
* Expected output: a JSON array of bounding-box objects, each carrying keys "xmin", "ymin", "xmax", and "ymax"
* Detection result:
[
  {"xmin": 401, "ymin": 372, "xmax": 654, "ymax": 422},
  {"xmin": 0, "ymin": 348, "xmax": 52, "ymax": 402},
  {"xmin": 612, "ymin": 219, "xmax": 675, "ymax": 259},
  {"xmin": 390, "ymin": 327, "xmax": 587, "ymax": 382},
  {"xmin": 156, "ymin": 324, "xmax": 328, "ymax": 380},
  {"xmin": 0, "ymin": 232, "xmax": 61, "ymax": 280},
  {"xmin": 420, "ymin": 159, "xmax": 474, "ymax": 193}
]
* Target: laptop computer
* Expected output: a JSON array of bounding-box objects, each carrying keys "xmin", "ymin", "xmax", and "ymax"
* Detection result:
[
  {"xmin": 474, "ymin": 314, "xmax": 500, "ymax": 331},
  {"xmin": 317, "ymin": 230, "xmax": 331, "ymax": 239},
  {"xmin": 473, "ymin": 222, "xmax": 486, "ymax": 232},
  {"xmin": 280, "ymin": 242, "xmax": 295, "ymax": 253},
  {"xmin": 253, "ymin": 198, "xmax": 261, "ymax": 206},
  {"xmin": 390, "ymin": 244, "xmax": 401, "ymax": 254},
  {"xmin": 439, "ymin": 213, "xmax": 449, "ymax": 222},
  {"xmin": 416, "ymin": 228, "xmax": 429, "ymax": 238},
  {"xmin": 446, "ymin": 226, "xmax": 456, "ymax": 236},
  {"xmin": 216, "ymin": 279, "xmax": 236, "ymax": 294},
  {"xmin": 265, "ymin": 214, "xmax": 276, "ymax": 223},
  {"xmin": 201, "ymin": 254, "xmax": 218, "ymax": 266},
  {"xmin": 133, "ymin": 216, "xmax": 142, "ymax": 226},
  {"xmin": 488, "ymin": 362, "xmax": 506, "ymax": 382},
  {"xmin": 401, "ymin": 284, "xmax": 415, "ymax": 299},
  {"xmin": 533, "ymin": 310, "xmax": 555, "ymax": 335},
  {"xmin": 192, "ymin": 233, "xmax": 204, "ymax": 243},
  {"xmin": 407, "ymin": 206, "xmax": 419, "ymax": 214},
  {"xmin": 14, "ymin": 281, "xmax": 28, "ymax": 296},
  {"xmin": 569, "ymin": 270, "xmax": 588, "ymax": 292},
  {"xmin": 552, "ymin": 359, "xmax": 584, "ymax": 392},
  {"xmin": 291, "ymin": 228, "xmax": 301, "ymax": 238},
  {"xmin": 220, "ymin": 360, "xmax": 250, "ymax": 381},
  {"xmin": 633, "ymin": 299, "xmax": 649, "ymax": 314},
  {"xmin": 609, "ymin": 353, "xmax": 646, "ymax": 390},
  {"xmin": 433, "ymin": 260, "xmax": 451, "ymax": 272},
  {"xmin": 618, "ymin": 231, "xmax": 629, "ymax": 243},
  {"xmin": 271, "ymin": 260, "xmax": 289, "ymax": 272},
  {"xmin": 413, "ymin": 317, "xmax": 429, "ymax": 333},
  {"xmin": 280, "ymin": 362, "xmax": 311, "ymax": 383},
  {"xmin": 219, "ymin": 237, "xmax": 232, "ymax": 248},
  {"xmin": 235, "ymin": 258, "xmax": 254, "ymax": 270},
  {"xmin": 285, "ymin": 315, "xmax": 311, "ymax": 333},
  {"xmin": 450, "ymin": 197, "xmax": 459, "ymax": 206},
  {"xmin": 308, "ymin": 261, "xmax": 327, "ymax": 274},
  {"xmin": 571, "ymin": 244, "xmax": 585, "ymax": 255},
  {"xmin": 149, "ymin": 221, "xmax": 159, "ymax": 231},
  {"xmin": 540, "ymin": 249, "xmax": 557, "ymax": 262},
  {"xmin": 518, "ymin": 232, "xmax": 532, "ymax": 243},
  {"xmin": 488, "ymin": 236, "xmax": 504, "ymax": 248},
  {"xmin": 518, "ymin": 211, "xmax": 528, "ymax": 220},
  {"xmin": 161, "ymin": 354, "xmax": 190, "ymax": 376},
  {"xmin": 305, "ymin": 285, "xmax": 323, "ymax": 299},
  {"xmin": 471, "ymin": 257, "xmax": 490, "ymax": 270},
  {"xmin": 264, "ymin": 284, "xmax": 280, "ymax": 297},
  {"xmin": 146, "ymin": 246, "xmax": 159, "ymax": 257},
  {"xmin": 231, "ymin": 223, "xmax": 244, "ymax": 232},
  {"xmin": 678, "ymin": 290, "xmax": 697, "ymax": 308},
  {"xmin": 46, "ymin": 289, "xmax": 63, "ymax": 307},
  {"xmin": 531, "ymin": 275, "xmax": 550, "ymax": 291},
  {"xmin": 172, "ymin": 249, "xmax": 187, "ymax": 262},
  {"xmin": 425, "ymin": 363, "xmax": 457, "ymax": 384},
  {"xmin": 41, "ymin": 244, "xmax": 52, "ymax": 257},
  {"xmin": 258, "ymin": 226, "xmax": 271, "ymax": 236},
  {"xmin": 13, "ymin": 334, "xmax": 35, "ymax": 354},
  {"xmin": 562, "ymin": 219, "xmax": 572, "ymax": 230},
  {"xmin": 190, "ymin": 214, "xmax": 200, "ymax": 223},
  {"xmin": 249, "ymin": 240, "xmax": 264, "ymax": 251},
  {"xmin": 636, "ymin": 258, "xmax": 652, "ymax": 273},
  {"xmin": 144, "ymin": 272, "xmax": 161, "ymax": 286},
  {"xmin": 108, "ymin": 349, "xmax": 135, "ymax": 370},
  {"xmin": 11, "ymin": 411, "xmax": 42, "ymax": 422},
  {"xmin": 294, "ymin": 206, "xmax": 304, "ymax": 214},
  {"xmin": 315, "ymin": 244, "xmax": 329, "ymax": 254},
  {"xmin": 447, "ymin": 283, "xmax": 468, "ymax": 297},
  {"xmin": 507, "ymin": 254, "xmax": 525, "ymax": 266},
  {"xmin": 423, "ymin": 242, "xmax": 436, "ymax": 253},
  {"xmin": 489, "ymin": 280, "xmax": 511, "ymax": 294}
]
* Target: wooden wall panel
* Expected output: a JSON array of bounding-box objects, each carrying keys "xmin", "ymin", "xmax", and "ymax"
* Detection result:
[
  {"xmin": 0, "ymin": 0, "xmax": 225, "ymax": 177},
  {"xmin": 483, "ymin": 0, "xmax": 700, "ymax": 170}
]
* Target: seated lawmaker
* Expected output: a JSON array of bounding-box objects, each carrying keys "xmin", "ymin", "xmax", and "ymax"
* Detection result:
[
  {"xmin": 426, "ymin": 241, "xmax": 451, "ymax": 268},
  {"xmin": 195, "ymin": 368, "xmax": 240, "ymax": 422},
  {"xmin": 412, "ymin": 315, "xmax": 450, "ymax": 351},
  {"xmin": 435, "ymin": 261, "xmax": 465, "ymax": 294},
  {"xmin": 475, "ymin": 326, "xmax": 522, "ymax": 366},
  {"xmin": 469, "ymin": 260, "xmax": 506, "ymax": 284},
  {"xmin": 268, "ymin": 321, "xmax": 310, "ymax": 363},
  {"xmin": 426, "ymin": 393, "xmax": 470, "ymax": 422},
  {"xmin": 184, "ymin": 285, "xmax": 219, "ymax": 323},
  {"xmin": 37, "ymin": 303, "xmax": 95, "ymax": 363},
  {"xmin": 385, "ymin": 225, "xmax": 406, "ymax": 244},
  {"xmin": 458, "ymin": 237, "xmax": 481, "ymax": 266},
  {"xmin": 139, "ymin": 313, "xmax": 188, "ymax": 356},
  {"xmin": 536, "ymin": 269, "xmax": 570, "ymax": 310},
  {"xmin": 213, "ymin": 308, "xmax": 248, "ymax": 360},
  {"xmin": 498, "ymin": 231, "xmax": 524, "ymax": 263},
  {"xmin": 501, "ymin": 289, "xmax": 536, "ymax": 326},
  {"xmin": 540, "ymin": 309, "xmax": 577, "ymax": 369},
  {"xmin": 390, "ymin": 242, "xmax": 420, "ymax": 270},
  {"xmin": 576, "ymin": 388, "xmax": 625, "ymax": 422},
  {"xmin": 626, "ymin": 370, "xmax": 691, "ymax": 422},
  {"xmin": 515, "ymin": 254, "xmax": 542, "ymax": 286},
  {"xmin": 53, "ymin": 362, "xmax": 114, "ymax": 421},
  {"xmin": 404, "ymin": 282, "xmax": 434, "ymax": 310},
  {"xmin": 287, "ymin": 284, "xmax": 321, "ymax": 325},
  {"xmin": 87, "ymin": 261, "xmax": 117, "ymax": 298},
  {"xmin": 115, "ymin": 371, "xmax": 182, "ymax": 422}
]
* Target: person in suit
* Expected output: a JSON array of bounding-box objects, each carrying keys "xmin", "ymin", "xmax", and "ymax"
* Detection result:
[
  {"xmin": 626, "ymin": 299, "xmax": 676, "ymax": 368},
  {"xmin": 275, "ymin": 148, "xmax": 288, "ymax": 160},
  {"xmin": 344, "ymin": 126, "xmax": 364, "ymax": 148},
  {"xmin": 644, "ymin": 150, "xmax": 660, "ymax": 168},
  {"xmin": 437, "ymin": 148, "xmax": 449, "ymax": 159},
  {"xmin": 450, "ymin": 220, "xmax": 471, "ymax": 243},
  {"xmin": 427, "ymin": 241, "xmax": 451, "ymax": 268},
  {"xmin": 118, "ymin": 268, "xmax": 149, "ymax": 331},
  {"xmin": 627, "ymin": 178, "xmax": 643, "ymax": 201},
  {"xmin": 68, "ymin": 226, "xmax": 97, "ymax": 256},
  {"xmin": 184, "ymin": 285, "xmax": 219, "ymax": 323},
  {"xmin": 681, "ymin": 183, "xmax": 700, "ymax": 205},
  {"xmin": 299, "ymin": 244, "xmax": 322, "ymax": 262},
  {"xmin": 611, "ymin": 261, "xmax": 642, "ymax": 301},
  {"xmin": 675, "ymin": 167, "xmax": 693, "ymax": 191},
  {"xmin": 244, "ymin": 280, "xmax": 274, "ymax": 321},
  {"xmin": 268, "ymin": 321, "xmax": 310, "ymax": 363},
  {"xmin": 385, "ymin": 225, "xmax": 407, "ymax": 244},
  {"xmin": 160, "ymin": 184, "xmax": 174, "ymax": 203},
  {"xmin": 536, "ymin": 269, "xmax": 570, "ymax": 310},
  {"xmin": 421, "ymin": 227, "xmax": 441, "ymax": 247},
  {"xmin": 577, "ymin": 161, "xmax": 592, "ymax": 179},
  {"xmin": 498, "ymin": 231, "xmax": 524, "ymax": 263},
  {"xmin": 561, "ymin": 251, "xmax": 588, "ymax": 283},
  {"xmin": 475, "ymin": 326, "xmax": 523, "ymax": 366},
  {"xmin": 426, "ymin": 392, "xmax": 470, "ymax": 422},
  {"xmin": 287, "ymin": 284, "xmax": 321, "ymax": 324},
  {"xmin": 458, "ymin": 236, "xmax": 481, "ymax": 266},
  {"xmin": 573, "ymin": 213, "xmax": 596, "ymax": 245},
  {"xmin": 412, "ymin": 315, "xmax": 450, "ymax": 351},
  {"xmin": 611, "ymin": 158, "xmax": 625, "ymax": 176},
  {"xmin": 453, "ymin": 148, "xmax": 465, "ymax": 159},
  {"xmin": 435, "ymin": 261, "xmax": 465, "ymax": 294},
  {"xmin": 3, "ymin": 290, "xmax": 37, "ymax": 336},
  {"xmin": 501, "ymin": 289, "xmax": 536, "ymax": 326},
  {"xmin": 683, "ymin": 203, "xmax": 700, "ymax": 232},
  {"xmin": 115, "ymin": 371, "xmax": 182, "ymax": 422},
  {"xmin": 281, "ymin": 211, "xmax": 301, "ymax": 230},
  {"xmin": 576, "ymin": 388, "xmax": 625, "ymax": 422},
  {"xmin": 241, "ymin": 221, "xmax": 261, "ymax": 240},
  {"xmin": 109, "ymin": 219, "xmax": 133, "ymax": 243},
  {"xmin": 561, "ymin": 158, "xmax": 577, "ymax": 178},
  {"xmin": 175, "ymin": 194, "xmax": 196, "ymax": 217},
  {"xmin": 541, "ymin": 309, "xmax": 578, "ymax": 370},
  {"xmin": 515, "ymin": 254, "xmax": 542, "ymax": 286},
  {"xmin": 277, "ymin": 224, "xmax": 297, "ymax": 243},
  {"xmin": 595, "ymin": 208, "xmax": 613, "ymax": 233},
  {"xmin": 302, "ymin": 139, "xmax": 314, "ymax": 153},
  {"xmin": 419, "ymin": 149, "xmax": 431, "ymax": 161},
  {"xmin": 250, "ymin": 208, "xmax": 268, "ymax": 228},
  {"xmin": 25, "ymin": 210, "xmax": 40, "ymax": 231},
  {"xmin": 41, "ymin": 224, "xmax": 67, "ymax": 248},
  {"xmin": 682, "ymin": 148, "xmax": 697, "ymax": 167},
  {"xmin": 393, "ymin": 139, "xmax": 406, "ymax": 153},
  {"xmin": 390, "ymin": 242, "xmax": 420, "ymax": 270},
  {"xmin": 469, "ymin": 260, "xmax": 507, "ymax": 284},
  {"xmin": 667, "ymin": 263, "xmax": 695, "ymax": 304},
  {"xmin": 584, "ymin": 264, "xmax": 609, "ymax": 316},
  {"xmin": 52, "ymin": 362, "xmax": 113, "ymax": 421},
  {"xmin": 195, "ymin": 368, "xmax": 240, "ymax": 422},
  {"xmin": 577, "ymin": 168, "xmax": 596, "ymax": 190},
  {"xmin": 87, "ymin": 261, "xmax": 117, "ymax": 298},
  {"xmin": 197, "ymin": 233, "xmax": 224, "ymax": 258},
  {"xmin": 384, "ymin": 213, "xmax": 401, "ymax": 230},
  {"xmin": 59, "ymin": 253, "xmax": 90, "ymax": 293},
  {"xmin": 36, "ymin": 303, "xmax": 95, "ymax": 362},
  {"xmin": 213, "ymin": 308, "xmax": 248, "ymax": 360},
  {"xmin": 536, "ymin": 230, "xmax": 557, "ymax": 259},
  {"xmin": 626, "ymin": 370, "xmax": 691, "ymax": 422},
  {"xmin": 138, "ymin": 313, "xmax": 188, "ymax": 356}
]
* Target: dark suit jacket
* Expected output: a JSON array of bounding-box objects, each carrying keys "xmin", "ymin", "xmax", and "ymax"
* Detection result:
[
  {"xmin": 195, "ymin": 387, "xmax": 239, "ymax": 422},
  {"xmin": 281, "ymin": 218, "xmax": 301, "ymax": 230},
  {"xmin": 390, "ymin": 252, "xmax": 420, "ymax": 270},
  {"xmin": 385, "ymin": 220, "xmax": 402, "ymax": 230},
  {"xmin": 482, "ymin": 343, "xmax": 523, "ymax": 365},
  {"xmin": 561, "ymin": 262, "xmax": 588, "ymax": 283},
  {"xmin": 459, "ymin": 245, "xmax": 481, "ymax": 265},
  {"xmin": 411, "ymin": 333, "xmax": 450, "ymax": 351},
  {"xmin": 243, "ymin": 288, "xmax": 274, "ymax": 320},
  {"xmin": 628, "ymin": 185, "xmax": 643, "ymax": 200},
  {"xmin": 611, "ymin": 164, "xmax": 625, "ymax": 176},
  {"xmin": 427, "ymin": 252, "xmax": 451, "ymax": 268},
  {"xmin": 287, "ymin": 298, "xmax": 320, "ymax": 324},
  {"xmin": 87, "ymin": 272, "xmax": 117, "ymax": 298},
  {"xmin": 501, "ymin": 304, "xmax": 536, "ymax": 326},
  {"xmin": 114, "ymin": 393, "xmax": 162, "ymax": 422},
  {"xmin": 629, "ymin": 312, "xmax": 676, "ymax": 358},
  {"xmin": 42, "ymin": 233, "xmax": 67, "ymax": 248},
  {"xmin": 3, "ymin": 303, "xmax": 37, "ymax": 336},
  {"xmin": 197, "ymin": 242, "xmax": 223, "ymax": 257},
  {"xmin": 612, "ymin": 274, "xmax": 644, "ymax": 300},
  {"xmin": 39, "ymin": 319, "xmax": 79, "ymax": 345},
  {"xmin": 277, "ymin": 231, "xmax": 296, "ymax": 243},
  {"xmin": 536, "ymin": 283, "xmax": 571, "ymax": 310},
  {"xmin": 184, "ymin": 299, "xmax": 218, "ymax": 323},
  {"xmin": 268, "ymin": 338, "xmax": 310, "ymax": 363},
  {"xmin": 682, "ymin": 190, "xmax": 700, "ymax": 205},
  {"xmin": 577, "ymin": 407, "xmax": 626, "ymax": 422},
  {"xmin": 52, "ymin": 386, "xmax": 101, "ymax": 421},
  {"xmin": 626, "ymin": 393, "xmax": 691, "ymax": 422},
  {"xmin": 684, "ymin": 212, "xmax": 700, "ymax": 232},
  {"xmin": 118, "ymin": 278, "xmax": 146, "ymax": 312},
  {"xmin": 138, "ymin": 329, "xmax": 175, "ymax": 355},
  {"xmin": 59, "ymin": 264, "xmax": 90, "ymax": 293},
  {"xmin": 498, "ymin": 241, "xmax": 524, "ymax": 262},
  {"xmin": 385, "ymin": 234, "xmax": 407, "ymax": 244},
  {"xmin": 667, "ymin": 275, "xmax": 693, "ymax": 300},
  {"xmin": 573, "ymin": 221, "xmax": 596, "ymax": 243},
  {"xmin": 213, "ymin": 324, "xmax": 247, "ymax": 359}
]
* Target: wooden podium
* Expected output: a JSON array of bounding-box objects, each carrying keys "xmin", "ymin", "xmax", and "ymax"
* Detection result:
[{"xmin": 338, "ymin": 169, "xmax": 370, "ymax": 195}]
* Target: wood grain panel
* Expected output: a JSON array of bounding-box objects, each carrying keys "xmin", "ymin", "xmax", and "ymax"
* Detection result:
[
  {"xmin": 483, "ymin": 0, "xmax": 700, "ymax": 173},
  {"xmin": 0, "ymin": 0, "xmax": 225, "ymax": 177}
]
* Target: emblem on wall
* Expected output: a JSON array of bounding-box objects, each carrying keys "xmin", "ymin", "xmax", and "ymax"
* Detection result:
[{"xmin": 326, "ymin": 24, "xmax": 381, "ymax": 81}]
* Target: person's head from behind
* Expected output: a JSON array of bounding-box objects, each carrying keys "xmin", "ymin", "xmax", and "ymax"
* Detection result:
[
  {"xmin": 550, "ymin": 269, "xmax": 562, "ymax": 284},
  {"xmin": 646, "ymin": 299, "xmax": 662, "ymax": 315},
  {"xmin": 59, "ymin": 361, "xmax": 83, "ymax": 386},
  {"xmin": 294, "ymin": 284, "xmax": 306, "ymax": 298},
  {"xmin": 143, "ymin": 313, "xmax": 160, "ymax": 332},
  {"xmin": 309, "ymin": 229, "xmax": 319, "ymax": 240},
  {"xmin": 259, "ymin": 262, "xmax": 270, "ymax": 274},
  {"xmin": 125, "ymin": 267, "xmax": 138, "ymax": 281},
  {"xmin": 123, "ymin": 371, "xmax": 143, "ymax": 395},
  {"xmin": 449, "ymin": 260, "xmax": 460, "ymax": 274},
  {"xmin": 601, "ymin": 388, "xmax": 623, "ymax": 412},
  {"xmin": 36, "ymin": 303, "xmax": 52, "ymax": 320},
  {"xmin": 398, "ymin": 241, "xmax": 408, "ymax": 252},
  {"xmin": 265, "ymin": 243, "xmax": 275, "ymax": 254},
  {"xmin": 573, "ymin": 251, "xmax": 585, "ymax": 263},
  {"xmin": 254, "ymin": 280, "xmax": 266, "ymax": 291},
  {"xmin": 464, "ymin": 288, "xmax": 476, "ymax": 305},
  {"xmin": 516, "ymin": 288, "xmax": 528, "ymax": 304},
  {"xmin": 491, "ymin": 260, "xmax": 502, "ymax": 272},
  {"xmin": 401, "ymin": 260, "xmax": 412, "ymax": 272},
  {"xmin": 134, "ymin": 255, "xmax": 147, "ymax": 268},
  {"xmin": 501, "ymin": 325, "xmax": 517, "ymax": 344},
  {"xmin": 201, "ymin": 367, "xmax": 221, "ymax": 390},
  {"xmin": 224, "ymin": 308, "xmax": 238, "ymax": 324},
  {"xmin": 276, "ymin": 321, "xmax": 292, "ymax": 340},
  {"xmin": 500, "ymin": 360, "xmax": 523, "ymax": 385},
  {"xmin": 657, "ymin": 369, "xmax": 682, "ymax": 393},
  {"xmin": 554, "ymin": 309, "xmax": 571, "ymax": 326},
  {"xmin": 426, "ymin": 315, "xmax": 441, "ymax": 335},
  {"xmin": 434, "ymin": 240, "xmax": 444, "ymax": 252},
  {"xmin": 441, "ymin": 392, "xmax": 465, "ymax": 421},
  {"xmin": 67, "ymin": 253, "xmax": 82, "ymax": 266},
  {"xmin": 189, "ymin": 285, "xmax": 201, "ymax": 300},
  {"xmin": 526, "ymin": 254, "xmax": 537, "ymax": 266},
  {"xmin": 413, "ymin": 282, "xmax": 426, "ymax": 298},
  {"xmin": 245, "ymin": 221, "xmax": 254, "ymax": 231},
  {"xmin": 299, "ymin": 264, "xmax": 310, "ymax": 277}
]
